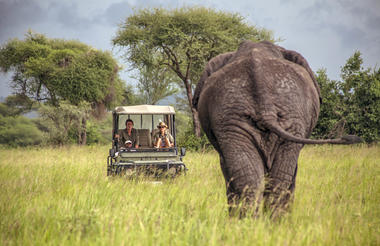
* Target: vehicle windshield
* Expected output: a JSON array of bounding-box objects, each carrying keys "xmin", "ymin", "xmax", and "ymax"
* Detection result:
[{"xmin": 118, "ymin": 114, "xmax": 172, "ymax": 133}]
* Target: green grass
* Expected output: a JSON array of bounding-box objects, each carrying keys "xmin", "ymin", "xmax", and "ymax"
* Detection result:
[{"xmin": 0, "ymin": 145, "xmax": 379, "ymax": 245}]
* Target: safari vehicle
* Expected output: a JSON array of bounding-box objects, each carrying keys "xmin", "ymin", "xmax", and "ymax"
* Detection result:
[{"xmin": 107, "ymin": 105, "xmax": 187, "ymax": 176}]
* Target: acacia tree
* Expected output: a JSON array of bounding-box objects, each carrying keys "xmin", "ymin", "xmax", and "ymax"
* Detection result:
[
  {"xmin": 135, "ymin": 65, "xmax": 179, "ymax": 105},
  {"xmin": 0, "ymin": 31, "xmax": 125, "ymax": 144},
  {"xmin": 113, "ymin": 7, "xmax": 275, "ymax": 136}
]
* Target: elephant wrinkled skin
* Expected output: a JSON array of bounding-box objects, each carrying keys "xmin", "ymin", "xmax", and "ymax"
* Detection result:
[{"xmin": 193, "ymin": 41, "xmax": 361, "ymax": 218}]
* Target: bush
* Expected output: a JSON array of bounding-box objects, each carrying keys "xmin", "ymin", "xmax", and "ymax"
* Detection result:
[
  {"xmin": 177, "ymin": 119, "xmax": 212, "ymax": 151},
  {"xmin": 313, "ymin": 52, "xmax": 380, "ymax": 143},
  {"xmin": 0, "ymin": 115, "xmax": 44, "ymax": 147}
]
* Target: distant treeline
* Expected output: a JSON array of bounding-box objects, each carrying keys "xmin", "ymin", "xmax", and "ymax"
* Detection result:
[
  {"xmin": 0, "ymin": 51, "xmax": 379, "ymax": 148},
  {"xmin": 0, "ymin": 7, "xmax": 378, "ymax": 147}
]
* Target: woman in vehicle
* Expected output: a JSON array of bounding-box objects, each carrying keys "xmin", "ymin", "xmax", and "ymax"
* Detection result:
[{"xmin": 153, "ymin": 122, "xmax": 174, "ymax": 148}]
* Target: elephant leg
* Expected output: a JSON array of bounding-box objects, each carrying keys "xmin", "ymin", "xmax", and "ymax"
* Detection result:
[
  {"xmin": 220, "ymin": 143, "xmax": 266, "ymax": 218},
  {"xmin": 264, "ymin": 141, "xmax": 302, "ymax": 218}
]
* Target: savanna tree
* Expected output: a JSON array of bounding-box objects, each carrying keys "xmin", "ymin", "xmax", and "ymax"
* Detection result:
[
  {"xmin": 113, "ymin": 7, "xmax": 275, "ymax": 136},
  {"xmin": 135, "ymin": 65, "xmax": 178, "ymax": 105},
  {"xmin": 0, "ymin": 31, "xmax": 125, "ymax": 144}
]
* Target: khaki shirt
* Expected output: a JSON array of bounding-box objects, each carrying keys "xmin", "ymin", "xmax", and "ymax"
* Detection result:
[
  {"xmin": 118, "ymin": 128, "xmax": 139, "ymax": 148},
  {"xmin": 153, "ymin": 130, "xmax": 174, "ymax": 148}
]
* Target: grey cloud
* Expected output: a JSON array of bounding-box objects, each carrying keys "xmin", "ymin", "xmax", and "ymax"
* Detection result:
[
  {"xmin": 102, "ymin": 2, "xmax": 134, "ymax": 26},
  {"xmin": 46, "ymin": 2, "xmax": 97, "ymax": 31},
  {"xmin": 329, "ymin": 23, "xmax": 366, "ymax": 51},
  {"xmin": 295, "ymin": 0, "xmax": 379, "ymax": 52},
  {"xmin": 298, "ymin": 1, "xmax": 332, "ymax": 31},
  {"xmin": 0, "ymin": 1, "xmax": 45, "ymax": 41}
]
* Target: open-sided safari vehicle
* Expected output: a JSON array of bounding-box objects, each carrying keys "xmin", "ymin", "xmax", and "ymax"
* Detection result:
[{"xmin": 107, "ymin": 105, "xmax": 187, "ymax": 176}]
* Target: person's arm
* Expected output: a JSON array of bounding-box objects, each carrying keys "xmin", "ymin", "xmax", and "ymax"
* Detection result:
[
  {"xmin": 116, "ymin": 130, "xmax": 124, "ymax": 147},
  {"xmin": 134, "ymin": 129, "xmax": 139, "ymax": 148},
  {"xmin": 165, "ymin": 132, "xmax": 174, "ymax": 147},
  {"xmin": 115, "ymin": 129, "xmax": 121, "ymax": 140},
  {"xmin": 153, "ymin": 133, "xmax": 161, "ymax": 148},
  {"xmin": 169, "ymin": 134, "xmax": 174, "ymax": 147},
  {"xmin": 165, "ymin": 130, "xmax": 174, "ymax": 147}
]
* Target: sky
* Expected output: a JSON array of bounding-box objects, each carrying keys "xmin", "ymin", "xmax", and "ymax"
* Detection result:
[{"xmin": 1, "ymin": 0, "xmax": 379, "ymax": 99}]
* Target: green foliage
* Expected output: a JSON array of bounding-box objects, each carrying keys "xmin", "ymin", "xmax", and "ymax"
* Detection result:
[
  {"xmin": 68, "ymin": 120, "xmax": 104, "ymax": 145},
  {"xmin": 0, "ymin": 104, "xmax": 9, "ymax": 117},
  {"xmin": 54, "ymin": 50, "xmax": 125, "ymax": 108},
  {"xmin": 0, "ymin": 31, "xmax": 127, "ymax": 145},
  {"xmin": 340, "ymin": 54, "xmax": 380, "ymax": 143},
  {"xmin": 177, "ymin": 118, "xmax": 212, "ymax": 151},
  {"xmin": 314, "ymin": 52, "xmax": 380, "ymax": 143},
  {"xmin": 174, "ymin": 110, "xmax": 190, "ymax": 137},
  {"xmin": 114, "ymin": 7, "xmax": 275, "ymax": 79},
  {"xmin": 38, "ymin": 102, "xmax": 90, "ymax": 145},
  {"xmin": 85, "ymin": 122, "xmax": 102, "ymax": 145},
  {"xmin": 0, "ymin": 102, "xmax": 44, "ymax": 147},
  {"xmin": 36, "ymin": 102, "xmax": 112, "ymax": 146},
  {"xmin": 119, "ymin": 84, "xmax": 145, "ymax": 106},
  {"xmin": 0, "ymin": 95, "xmax": 37, "ymax": 118},
  {"xmin": 0, "ymin": 115, "xmax": 43, "ymax": 147},
  {"xmin": 135, "ymin": 65, "xmax": 179, "ymax": 105},
  {"xmin": 92, "ymin": 113, "xmax": 113, "ymax": 143},
  {"xmin": 0, "ymin": 31, "xmax": 125, "ymax": 108},
  {"xmin": 113, "ymin": 7, "xmax": 276, "ymax": 133},
  {"xmin": 312, "ymin": 69, "xmax": 343, "ymax": 138}
]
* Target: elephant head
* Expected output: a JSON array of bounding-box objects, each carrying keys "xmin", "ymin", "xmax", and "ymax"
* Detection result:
[{"xmin": 193, "ymin": 40, "xmax": 361, "ymax": 218}]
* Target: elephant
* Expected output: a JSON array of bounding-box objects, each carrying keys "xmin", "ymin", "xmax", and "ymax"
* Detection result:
[{"xmin": 193, "ymin": 40, "xmax": 361, "ymax": 218}]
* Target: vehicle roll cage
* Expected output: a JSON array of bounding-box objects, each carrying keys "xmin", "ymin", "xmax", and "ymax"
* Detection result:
[{"xmin": 112, "ymin": 108, "xmax": 177, "ymax": 151}]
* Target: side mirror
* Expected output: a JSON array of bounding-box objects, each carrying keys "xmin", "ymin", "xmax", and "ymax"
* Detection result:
[
  {"xmin": 109, "ymin": 148, "xmax": 116, "ymax": 157},
  {"xmin": 180, "ymin": 147, "xmax": 186, "ymax": 157}
]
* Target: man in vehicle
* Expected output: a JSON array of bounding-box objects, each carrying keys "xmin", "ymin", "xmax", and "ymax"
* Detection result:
[
  {"xmin": 115, "ymin": 119, "xmax": 139, "ymax": 148},
  {"xmin": 154, "ymin": 122, "xmax": 174, "ymax": 148}
]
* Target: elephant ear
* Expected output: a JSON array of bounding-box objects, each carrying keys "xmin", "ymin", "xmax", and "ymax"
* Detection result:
[
  {"xmin": 193, "ymin": 52, "xmax": 235, "ymax": 109},
  {"xmin": 280, "ymin": 48, "xmax": 322, "ymax": 103}
]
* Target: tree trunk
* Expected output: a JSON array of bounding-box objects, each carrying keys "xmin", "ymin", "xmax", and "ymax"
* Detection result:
[
  {"xmin": 191, "ymin": 106, "xmax": 201, "ymax": 137},
  {"xmin": 79, "ymin": 117, "xmax": 87, "ymax": 145},
  {"xmin": 184, "ymin": 78, "xmax": 202, "ymax": 137}
]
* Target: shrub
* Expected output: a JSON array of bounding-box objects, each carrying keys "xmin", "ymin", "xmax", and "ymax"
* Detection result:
[
  {"xmin": 0, "ymin": 115, "xmax": 44, "ymax": 147},
  {"xmin": 177, "ymin": 119, "xmax": 212, "ymax": 151}
]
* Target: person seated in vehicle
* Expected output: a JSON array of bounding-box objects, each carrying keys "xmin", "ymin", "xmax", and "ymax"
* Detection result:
[
  {"xmin": 154, "ymin": 122, "xmax": 174, "ymax": 148},
  {"xmin": 115, "ymin": 119, "xmax": 139, "ymax": 148}
]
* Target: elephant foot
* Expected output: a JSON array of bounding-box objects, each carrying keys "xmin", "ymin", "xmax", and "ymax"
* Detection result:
[
  {"xmin": 226, "ymin": 183, "xmax": 264, "ymax": 218},
  {"xmin": 263, "ymin": 181, "xmax": 295, "ymax": 219}
]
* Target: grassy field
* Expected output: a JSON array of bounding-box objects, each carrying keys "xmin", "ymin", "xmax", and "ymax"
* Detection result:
[{"xmin": 0, "ymin": 145, "xmax": 379, "ymax": 245}]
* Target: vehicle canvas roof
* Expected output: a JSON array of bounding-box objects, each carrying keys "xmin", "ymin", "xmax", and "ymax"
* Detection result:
[{"xmin": 114, "ymin": 105, "xmax": 176, "ymax": 115}]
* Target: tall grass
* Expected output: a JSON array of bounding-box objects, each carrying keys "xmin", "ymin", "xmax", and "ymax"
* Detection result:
[{"xmin": 0, "ymin": 145, "xmax": 379, "ymax": 245}]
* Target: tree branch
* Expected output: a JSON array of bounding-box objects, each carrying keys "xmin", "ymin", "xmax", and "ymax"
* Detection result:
[{"xmin": 161, "ymin": 45, "xmax": 187, "ymax": 81}]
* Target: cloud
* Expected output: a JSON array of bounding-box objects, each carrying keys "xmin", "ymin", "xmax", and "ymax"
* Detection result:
[
  {"xmin": 50, "ymin": 2, "xmax": 94, "ymax": 30},
  {"xmin": 102, "ymin": 2, "xmax": 134, "ymax": 26},
  {"xmin": 0, "ymin": 0, "xmax": 45, "ymax": 42}
]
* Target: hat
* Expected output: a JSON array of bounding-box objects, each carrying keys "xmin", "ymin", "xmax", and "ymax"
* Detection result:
[
  {"xmin": 125, "ymin": 140, "xmax": 132, "ymax": 144},
  {"xmin": 157, "ymin": 122, "xmax": 167, "ymax": 128}
]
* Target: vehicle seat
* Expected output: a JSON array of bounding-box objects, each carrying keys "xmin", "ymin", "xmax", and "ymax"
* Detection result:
[{"xmin": 137, "ymin": 129, "xmax": 152, "ymax": 148}]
